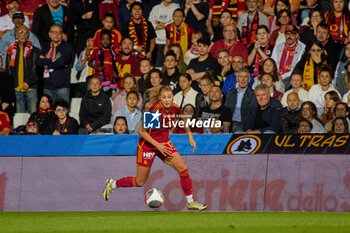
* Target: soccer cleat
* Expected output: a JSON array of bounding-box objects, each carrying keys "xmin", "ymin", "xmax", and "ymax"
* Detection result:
[
  {"xmin": 187, "ymin": 201, "xmax": 207, "ymax": 211},
  {"xmin": 103, "ymin": 178, "xmax": 114, "ymax": 201}
]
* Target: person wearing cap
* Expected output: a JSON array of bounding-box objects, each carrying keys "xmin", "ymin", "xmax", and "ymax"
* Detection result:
[
  {"xmin": 271, "ymin": 24, "xmax": 306, "ymax": 87},
  {"xmin": 32, "ymin": 0, "xmax": 74, "ymax": 46},
  {"xmin": 121, "ymin": 2, "xmax": 156, "ymax": 60},
  {"xmin": 0, "ymin": 0, "xmax": 30, "ymax": 39},
  {"xmin": 209, "ymin": 23, "xmax": 248, "ymax": 64},
  {"xmin": 25, "ymin": 120, "xmax": 40, "ymax": 134},
  {"xmin": 0, "ymin": 11, "xmax": 40, "ymax": 69},
  {"xmin": 236, "ymin": 0, "xmax": 268, "ymax": 48}
]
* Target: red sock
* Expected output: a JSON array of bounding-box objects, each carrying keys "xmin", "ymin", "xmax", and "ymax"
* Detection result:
[
  {"xmin": 116, "ymin": 177, "xmax": 138, "ymax": 187},
  {"xmin": 179, "ymin": 169, "xmax": 193, "ymax": 196}
]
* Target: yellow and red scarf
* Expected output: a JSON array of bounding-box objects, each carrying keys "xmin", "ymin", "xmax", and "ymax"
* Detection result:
[
  {"xmin": 170, "ymin": 22, "xmax": 188, "ymax": 56},
  {"xmin": 6, "ymin": 40, "xmax": 33, "ymax": 67},
  {"xmin": 302, "ymin": 58, "xmax": 327, "ymax": 91},
  {"xmin": 278, "ymin": 41, "xmax": 298, "ymax": 76},
  {"xmin": 129, "ymin": 16, "xmax": 148, "ymax": 48},
  {"xmin": 241, "ymin": 11, "xmax": 259, "ymax": 47}
]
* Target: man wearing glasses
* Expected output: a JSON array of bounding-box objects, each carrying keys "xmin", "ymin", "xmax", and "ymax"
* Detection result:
[
  {"xmin": 221, "ymin": 54, "xmax": 254, "ymax": 96},
  {"xmin": 5, "ymin": 25, "xmax": 40, "ymax": 114},
  {"xmin": 36, "ymin": 24, "xmax": 73, "ymax": 101},
  {"xmin": 209, "ymin": 23, "xmax": 248, "ymax": 64},
  {"xmin": 0, "ymin": 11, "xmax": 40, "ymax": 69}
]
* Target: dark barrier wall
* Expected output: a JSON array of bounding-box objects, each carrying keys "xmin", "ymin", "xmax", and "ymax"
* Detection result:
[{"xmin": 1, "ymin": 155, "xmax": 350, "ymax": 211}]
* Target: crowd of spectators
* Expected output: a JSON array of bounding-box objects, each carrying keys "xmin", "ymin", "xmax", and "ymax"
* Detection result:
[{"xmin": 1, "ymin": 0, "xmax": 350, "ymax": 135}]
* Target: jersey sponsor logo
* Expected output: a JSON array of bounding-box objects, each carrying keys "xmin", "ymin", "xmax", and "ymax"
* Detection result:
[
  {"xmin": 143, "ymin": 152, "xmax": 155, "ymax": 159},
  {"xmin": 143, "ymin": 111, "xmax": 161, "ymax": 129}
]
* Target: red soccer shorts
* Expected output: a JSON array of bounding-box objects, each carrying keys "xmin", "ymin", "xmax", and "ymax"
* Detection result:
[{"xmin": 136, "ymin": 141, "xmax": 178, "ymax": 167}]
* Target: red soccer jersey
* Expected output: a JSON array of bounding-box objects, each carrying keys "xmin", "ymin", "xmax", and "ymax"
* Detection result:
[
  {"xmin": 138, "ymin": 101, "xmax": 182, "ymax": 148},
  {"xmin": 89, "ymin": 48, "xmax": 116, "ymax": 81},
  {"xmin": 0, "ymin": 112, "xmax": 11, "ymax": 132},
  {"xmin": 93, "ymin": 28, "xmax": 122, "ymax": 51},
  {"xmin": 165, "ymin": 22, "xmax": 194, "ymax": 55},
  {"xmin": 116, "ymin": 54, "xmax": 142, "ymax": 90}
]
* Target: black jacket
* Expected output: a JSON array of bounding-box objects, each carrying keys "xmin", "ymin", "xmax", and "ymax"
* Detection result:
[
  {"xmin": 5, "ymin": 44, "xmax": 40, "ymax": 89},
  {"xmin": 32, "ymin": 4, "xmax": 74, "ymax": 46},
  {"xmin": 0, "ymin": 71, "xmax": 15, "ymax": 121},
  {"xmin": 281, "ymin": 106, "xmax": 301, "ymax": 133},
  {"xmin": 68, "ymin": 0, "xmax": 103, "ymax": 53},
  {"xmin": 244, "ymin": 97, "xmax": 282, "ymax": 133},
  {"xmin": 195, "ymin": 93, "xmax": 210, "ymax": 116},
  {"xmin": 36, "ymin": 41, "xmax": 74, "ymax": 90},
  {"xmin": 53, "ymin": 115, "xmax": 79, "ymax": 134},
  {"xmin": 29, "ymin": 111, "xmax": 56, "ymax": 135},
  {"xmin": 225, "ymin": 87, "xmax": 256, "ymax": 127},
  {"xmin": 79, "ymin": 91, "xmax": 111, "ymax": 130}
]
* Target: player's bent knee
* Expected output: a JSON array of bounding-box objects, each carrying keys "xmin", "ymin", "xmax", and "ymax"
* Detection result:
[
  {"xmin": 136, "ymin": 178, "xmax": 147, "ymax": 187},
  {"xmin": 177, "ymin": 164, "xmax": 188, "ymax": 173}
]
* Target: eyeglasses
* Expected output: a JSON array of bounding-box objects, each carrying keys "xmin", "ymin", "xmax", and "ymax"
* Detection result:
[
  {"xmin": 299, "ymin": 125, "xmax": 311, "ymax": 129},
  {"xmin": 17, "ymin": 31, "xmax": 28, "ymax": 35},
  {"xmin": 335, "ymin": 108, "xmax": 347, "ymax": 112},
  {"xmin": 280, "ymin": 15, "xmax": 290, "ymax": 19},
  {"xmin": 312, "ymin": 14, "xmax": 321, "ymax": 17},
  {"xmin": 310, "ymin": 49, "xmax": 322, "ymax": 53},
  {"xmin": 56, "ymin": 108, "xmax": 67, "ymax": 112},
  {"xmin": 50, "ymin": 31, "xmax": 62, "ymax": 34},
  {"xmin": 224, "ymin": 29, "xmax": 236, "ymax": 33}
]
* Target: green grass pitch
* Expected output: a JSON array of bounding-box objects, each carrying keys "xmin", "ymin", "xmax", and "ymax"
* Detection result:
[{"xmin": 1, "ymin": 212, "xmax": 350, "ymax": 233}]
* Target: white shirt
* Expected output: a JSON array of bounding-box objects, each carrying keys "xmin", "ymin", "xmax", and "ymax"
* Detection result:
[
  {"xmin": 281, "ymin": 88, "xmax": 309, "ymax": 107},
  {"xmin": 173, "ymin": 87, "xmax": 198, "ymax": 109},
  {"xmin": 236, "ymin": 10, "xmax": 269, "ymax": 34},
  {"xmin": 0, "ymin": 14, "xmax": 30, "ymax": 31},
  {"xmin": 308, "ymin": 84, "xmax": 341, "ymax": 118},
  {"xmin": 271, "ymin": 40, "xmax": 306, "ymax": 80},
  {"xmin": 311, "ymin": 119, "xmax": 325, "ymax": 133},
  {"xmin": 148, "ymin": 2, "xmax": 179, "ymax": 44},
  {"xmin": 342, "ymin": 91, "xmax": 350, "ymax": 104}
]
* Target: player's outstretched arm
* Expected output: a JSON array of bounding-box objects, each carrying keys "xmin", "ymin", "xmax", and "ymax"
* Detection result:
[
  {"xmin": 183, "ymin": 121, "xmax": 196, "ymax": 152},
  {"xmin": 138, "ymin": 126, "xmax": 173, "ymax": 155}
]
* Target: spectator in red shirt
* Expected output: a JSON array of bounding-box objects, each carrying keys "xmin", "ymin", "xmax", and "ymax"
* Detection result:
[
  {"xmin": 92, "ymin": 12, "xmax": 121, "ymax": 53},
  {"xmin": 164, "ymin": 8, "xmax": 193, "ymax": 57},
  {"xmin": 115, "ymin": 37, "xmax": 142, "ymax": 90},
  {"xmin": 89, "ymin": 29, "xmax": 119, "ymax": 95},
  {"xmin": 0, "ymin": 111, "xmax": 11, "ymax": 135},
  {"xmin": 209, "ymin": 23, "xmax": 248, "ymax": 64}
]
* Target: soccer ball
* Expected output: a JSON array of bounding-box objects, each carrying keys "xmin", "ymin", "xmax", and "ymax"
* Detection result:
[{"xmin": 144, "ymin": 188, "xmax": 164, "ymax": 208}]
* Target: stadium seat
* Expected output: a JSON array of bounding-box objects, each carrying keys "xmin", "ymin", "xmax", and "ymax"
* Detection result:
[
  {"xmin": 69, "ymin": 112, "xmax": 80, "ymax": 124},
  {"xmin": 101, "ymin": 123, "xmax": 113, "ymax": 133},
  {"xmin": 13, "ymin": 113, "xmax": 30, "ymax": 128},
  {"xmin": 70, "ymin": 98, "xmax": 82, "ymax": 115}
]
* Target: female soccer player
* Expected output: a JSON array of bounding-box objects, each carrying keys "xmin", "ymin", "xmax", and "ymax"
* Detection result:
[{"xmin": 103, "ymin": 85, "xmax": 207, "ymax": 211}]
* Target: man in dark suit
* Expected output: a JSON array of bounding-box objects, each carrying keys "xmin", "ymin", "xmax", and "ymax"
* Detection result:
[
  {"xmin": 225, "ymin": 68, "xmax": 256, "ymax": 133},
  {"xmin": 243, "ymin": 84, "xmax": 282, "ymax": 134},
  {"xmin": 32, "ymin": 0, "xmax": 74, "ymax": 46}
]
